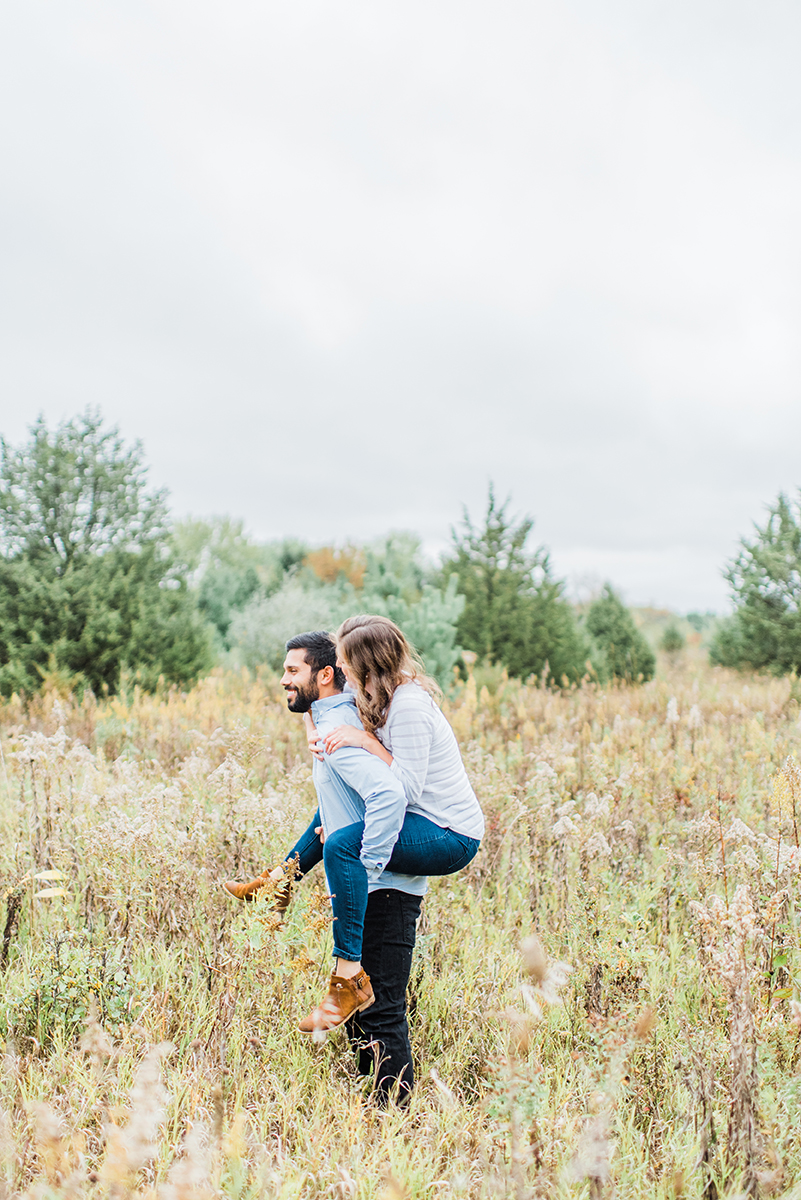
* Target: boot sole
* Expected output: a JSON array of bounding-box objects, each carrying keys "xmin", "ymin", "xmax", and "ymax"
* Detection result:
[
  {"xmin": 298, "ymin": 992, "xmax": 375, "ymax": 1035},
  {"xmin": 222, "ymin": 881, "xmax": 255, "ymax": 902},
  {"xmin": 222, "ymin": 879, "xmax": 276, "ymax": 903}
]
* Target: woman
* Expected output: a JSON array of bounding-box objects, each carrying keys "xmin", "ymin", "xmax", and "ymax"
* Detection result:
[
  {"xmin": 226, "ymin": 616, "xmax": 483, "ymax": 1048},
  {"xmin": 299, "ymin": 614, "xmax": 484, "ymax": 1028}
]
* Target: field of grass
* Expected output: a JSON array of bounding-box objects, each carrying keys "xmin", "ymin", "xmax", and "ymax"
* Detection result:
[{"xmin": 1, "ymin": 652, "xmax": 801, "ymax": 1198}]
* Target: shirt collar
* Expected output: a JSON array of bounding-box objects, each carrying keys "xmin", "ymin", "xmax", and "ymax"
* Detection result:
[{"xmin": 311, "ymin": 692, "xmax": 356, "ymax": 720}]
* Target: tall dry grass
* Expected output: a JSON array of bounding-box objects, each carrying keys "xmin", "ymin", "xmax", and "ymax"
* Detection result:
[{"xmin": 1, "ymin": 655, "xmax": 801, "ymax": 1197}]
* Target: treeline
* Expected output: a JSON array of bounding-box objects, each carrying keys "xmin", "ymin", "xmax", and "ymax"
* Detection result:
[
  {"xmin": 13, "ymin": 410, "xmax": 801, "ymax": 697},
  {"xmin": 0, "ymin": 412, "xmax": 662, "ymax": 698},
  {"xmin": 175, "ymin": 489, "xmax": 655, "ymax": 689}
]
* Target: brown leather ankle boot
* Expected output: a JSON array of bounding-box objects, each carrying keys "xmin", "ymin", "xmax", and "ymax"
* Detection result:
[
  {"xmin": 223, "ymin": 873, "xmax": 292, "ymax": 911},
  {"xmin": 298, "ymin": 970, "xmax": 374, "ymax": 1034}
]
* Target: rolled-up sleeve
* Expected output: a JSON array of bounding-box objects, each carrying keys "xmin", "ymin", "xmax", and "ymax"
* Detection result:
[{"xmin": 323, "ymin": 746, "xmax": 407, "ymax": 879}]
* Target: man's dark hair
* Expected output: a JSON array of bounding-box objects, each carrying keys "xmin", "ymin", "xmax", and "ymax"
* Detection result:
[{"xmin": 285, "ymin": 631, "xmax": 346, "ymax": 690}]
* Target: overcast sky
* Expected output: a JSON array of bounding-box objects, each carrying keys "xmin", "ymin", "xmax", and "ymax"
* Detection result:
[{"xmin": 2, "ymin": 1, "xmax": 800, "ymax": 611}]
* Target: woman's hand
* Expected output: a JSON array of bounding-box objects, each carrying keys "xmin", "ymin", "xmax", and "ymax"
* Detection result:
[
  {"xmin": 323, "ymin": 724, "xmax": 394, "ymax": 767},
  {"xmin": 323, "ymin": 724, "xmax": 369, "ymax": 754},
  {"xmin": 303, "ymin": 712, "xmax": 325, "ymax": 761}
]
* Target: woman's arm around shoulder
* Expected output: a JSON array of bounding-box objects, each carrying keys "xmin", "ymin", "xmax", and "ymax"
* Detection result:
[
  {"xmin": 322, "ymin": 723, "xmax": 393, "ymax": 766},
  {"xmin": 381, "ymin": 683, "xmax": 437, "ymax": 804}
]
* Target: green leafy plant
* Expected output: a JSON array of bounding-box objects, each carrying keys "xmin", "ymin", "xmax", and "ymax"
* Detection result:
[{"xmin": 9, "ymin": 934, "xmax": 143, "ymax": 1048}]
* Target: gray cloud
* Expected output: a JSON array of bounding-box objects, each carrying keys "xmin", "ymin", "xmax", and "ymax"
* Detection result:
[{"xmin": 2, "ymin": 0, "xmax": 800, "ymax": 610}]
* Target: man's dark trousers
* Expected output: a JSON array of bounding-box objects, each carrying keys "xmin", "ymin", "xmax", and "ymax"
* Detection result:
[{"xmin": 346, "ymin": 887, "xmax": 422, "ymax": 1104}]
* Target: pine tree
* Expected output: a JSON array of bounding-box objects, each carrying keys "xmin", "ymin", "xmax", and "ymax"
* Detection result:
[
  {"xmin": 710, "ymin": 492, "xmax": 801, "ymax": 674},
  {"xmin": 442, "ymin": 486, "xmax": 588, "ymax": 683},
  {"xmin": 0, "ymin": 411, "xmax": 211, "ymax": 695},
  {"xmin": 585, "ymin": 585, "xmax": 655, "ymax": 682}
]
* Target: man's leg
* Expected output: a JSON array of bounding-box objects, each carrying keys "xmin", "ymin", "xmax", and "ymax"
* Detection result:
[
  {"xmin": 322, "ymin": 822, "xmax": 368, "ymax": 962},
  {"xmin": 346, "ymin": 888, "xmax": 422, "ymax": 1105}
]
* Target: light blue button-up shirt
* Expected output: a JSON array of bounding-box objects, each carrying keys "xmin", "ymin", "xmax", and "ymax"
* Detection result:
[{"xmin": 310, "ymin": 692, "xmax": 426, "ymax": 897}]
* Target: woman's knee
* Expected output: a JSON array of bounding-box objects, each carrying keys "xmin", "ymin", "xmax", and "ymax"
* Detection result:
[{"xmin": 323, "ymin": 821, "xmax": 364, "ymax": 864}]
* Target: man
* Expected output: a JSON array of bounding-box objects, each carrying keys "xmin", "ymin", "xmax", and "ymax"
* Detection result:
[{"xmin": 226, "ymin": 630, "xmax": 425, "ymax": 1104}]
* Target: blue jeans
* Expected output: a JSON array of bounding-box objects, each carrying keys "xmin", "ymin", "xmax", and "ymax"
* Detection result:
[
  {"xmin": 285, "ymin": 808, "xmax": 325, "ymax": 876},
  {"xmin": 323, "ymin": 813, "xmax": 479, "ymax": 960},
  {"xmin": 286, "ymin": 810, "xmax": 479, "ymax": 959},
  {"xmin": 285, "ymin": 811, "xmax": 478, "ymax": 1101}
]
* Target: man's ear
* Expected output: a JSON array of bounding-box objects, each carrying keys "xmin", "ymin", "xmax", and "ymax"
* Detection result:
[{"xmin": 318, "ymin": 664, "xmax": 334, "ymax": 687}]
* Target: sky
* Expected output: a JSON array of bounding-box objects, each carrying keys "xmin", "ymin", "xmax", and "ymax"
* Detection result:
[{"xmin": 2, "ymin": 0, "xmax": 801, "ymax": 612}]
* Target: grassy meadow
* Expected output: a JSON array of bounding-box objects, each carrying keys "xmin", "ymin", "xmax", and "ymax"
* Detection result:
[{"xmin": 1, "ymin": 651, "xmax": 801, "ymax": 1198}]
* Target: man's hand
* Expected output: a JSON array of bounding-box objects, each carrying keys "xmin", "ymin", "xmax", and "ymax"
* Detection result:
[
  {"xmin": 315, "ymin": 824, "xmax": 325, "ymax": 845},
  {"xmin": 303, "ymin": 711, "xmax": 325, "ymax": 760}
]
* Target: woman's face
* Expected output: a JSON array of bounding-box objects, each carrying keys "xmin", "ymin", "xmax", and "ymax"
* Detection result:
[
  {"xmin": 336, "ymin": 654, "xmax": 355, "ymax": 689},
  {"xmin": 337, "ymin": 653, "xmax": 373, "ymax": 699}
]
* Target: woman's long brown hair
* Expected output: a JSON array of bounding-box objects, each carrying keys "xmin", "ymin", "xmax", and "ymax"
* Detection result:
[{"xmin": 336, "ymin": 614, "xmax": 440, "ymax": 732}]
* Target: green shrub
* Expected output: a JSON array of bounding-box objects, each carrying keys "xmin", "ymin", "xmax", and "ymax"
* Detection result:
[{"xmin": 660, "ymin": 623, "xmax": 686, "ymax": 656}]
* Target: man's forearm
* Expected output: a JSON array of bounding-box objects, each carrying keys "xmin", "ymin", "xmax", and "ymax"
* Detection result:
[{"xmin": 324, "ymin": 746, "xmax": 407, "ymax": 877}]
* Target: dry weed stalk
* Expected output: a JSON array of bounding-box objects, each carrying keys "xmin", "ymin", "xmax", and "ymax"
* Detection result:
[
  {"xmin": 0, "ymin": 1100, "xmax": 11, "ymax": 1200},
  {"xmin": 692, "ymin": 885, "xmax": 762, "ymax": 1197},
  {"xmin": 0, "ymin": 886, "xmax": 23, "ymax": 972},
  {"xmin": 101, "ymin": 1042, "xmax": 173, "ymax": 1195},
  {"xmin": 568, "ymin": 1010, "xmax": 655, "ymax": 1199},
  {"xmin": 682, "ymin": 1029, "xmax": 720, "ymax": 1200},
  {"xmin": 160, "ymin": 1121, "xmax": 213, "ymax": 1200},
  {"xmin": 487, "ymin": 935, "xmax": 572, "ymax": 1199}
]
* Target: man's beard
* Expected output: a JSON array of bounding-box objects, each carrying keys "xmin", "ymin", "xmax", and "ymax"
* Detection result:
[{"xmin": 285, "ymin": 676, "xmax": 320, "ymax": 713}]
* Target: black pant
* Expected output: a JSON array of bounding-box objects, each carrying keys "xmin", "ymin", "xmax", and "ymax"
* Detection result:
[{"xmin": 345, "ymin": 887, "xmax": 422, "ymax": 1104}]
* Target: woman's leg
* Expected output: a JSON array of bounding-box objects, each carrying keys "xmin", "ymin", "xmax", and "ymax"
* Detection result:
[
  {"xmin": 385, "ymin": 812, "xmax": 480, "ymax": 877},
  {"xmin": 298, "ymin": 822, "xmax": 374, "ymax": 1035},
  {"xmin": 284, "ymin": 809, "xmax": 324, "ymax": 876},
  {"xmin": 224, "ymin": 810, "xmax": 324, "ymax": 902},
  {"xmin": 321, "ymin": 813, "xmax": 478, "ymax": 962},
  {"xmin": 300, "ymin": 815, "xmax": 478, "ymax": 1035}
]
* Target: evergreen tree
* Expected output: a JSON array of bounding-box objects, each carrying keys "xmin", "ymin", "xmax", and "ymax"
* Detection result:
[
  {"xmin": 171, "ymin": 517, "xmax": 302, "ymax": 648},
  {"xmin": 442, "ymin": 486, "xmax": 588, "ymax": 683},
  {"xmin": 0, "ymin": 411, "xmax": 167, "ymax": 564},
  {"xmin": 710, "ymin": 492, "xmax": 801, "ymax": 674},
  {"xmin": 585, "ymin": 585, "xmax": 655, "ymax": 682},
  {"xmin": 659, "ymin": 623, "xmax": 685, "ymax": 657},
  {"xmin": 0, "ymin": 411, "xmax": 211, "ymax": 696}
]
